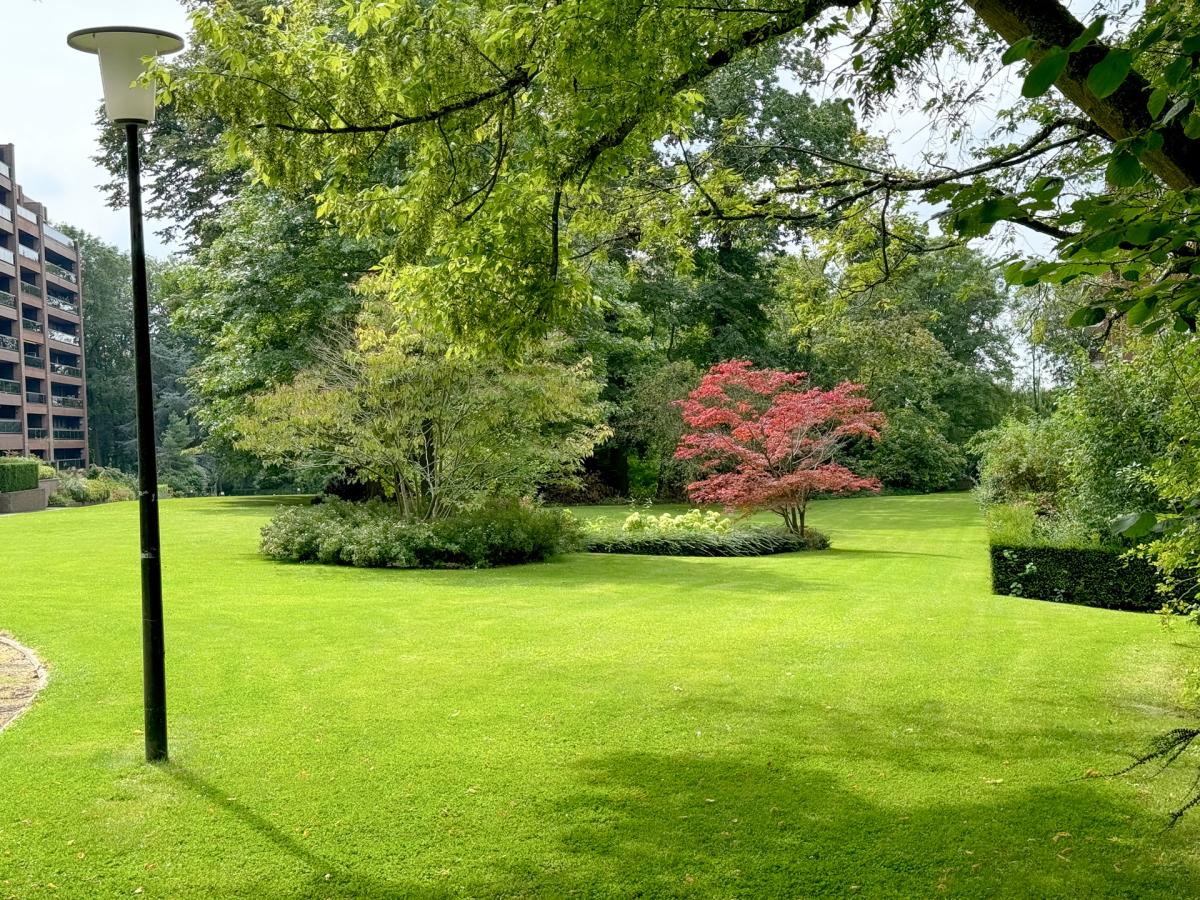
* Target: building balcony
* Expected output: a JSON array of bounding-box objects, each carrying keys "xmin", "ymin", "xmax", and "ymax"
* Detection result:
[
  {"xmin": 0, "ymin": 378, "xmax": 18, "ymax": 395},
  {"xmin": 0, "ymin": 420, "xmax": 20, "ymax": 434},
  {"xmin": 46, "ymin": 295, "xmax": 78, "ymax": 315},
  {"xmin": 0, "ymin": 161, "xmax": 9, "ymax": 178},
  {"xmin": 0, "ymin": 335, "xmax": 17, "ymax": 352},
  {"xmin": 22, "ymin": 318, "xmax": 42, "ymax": 333},
  {"xmin": 50, "ymin": 362, "xmax": 80, "ymax": 378},
  {"xmin": 28, "ymin": 427, "xmax": 47, "ymax": 440},
  {"xmin": 0, "ymin": 291, "xmax": 14, "ymax": 311},
  {"xmin": 0, "ymin": 248, "xmax": 13, "ymax": 266},
  {"xmin": 51, "ymin": 395, "xmax": 83, "ymax": 408},
  {"xmin": 25, "ymin": 354, "xmax": 45, "ymax": 369},
  {"xmin": 42, "ymin": 224, "xmax": 74, "ymax": 249},
  {"xmin": 48, "ymin": 329, "xmax": 78, "ymax": 346},
  {"xmin": 16, "ymin": 206, "xmax": 37, "ymax": 224},
  {"xmin": 17, "ymin": 245, "xmax": 39, "ymax": 262},
  {"xmin": 19, "ymin": 282, "xmax": 41, "ymax": 299},
  {"xmin": 26, "ymin": 391, "xmax": 46, "ymax": 404},
  {"xmin": 53, "ymin": 428, "xmax": 85, "ymax": 441},
  {"xmin": 45, "ymin": 261, "xmax": 77, "ymax": 284}
]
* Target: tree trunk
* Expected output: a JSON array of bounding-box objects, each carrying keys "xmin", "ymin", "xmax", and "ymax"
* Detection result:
[{"xmin": 965, "ymin": 0, "xmax": 1200, "ymax": 190}]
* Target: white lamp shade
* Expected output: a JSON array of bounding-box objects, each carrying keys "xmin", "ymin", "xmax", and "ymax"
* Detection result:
[{"xmin": 67, "ymin": 27, "xmax": 184, "ymax": 125}]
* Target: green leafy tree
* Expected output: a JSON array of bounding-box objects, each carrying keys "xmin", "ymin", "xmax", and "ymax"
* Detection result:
[
  {"xmin": 236, "ymin": 312, "xmax": 611, "ymax": 519},
  {"xmin": 157, "ymin": 414, "xmax": 210, "ymax": 496}
]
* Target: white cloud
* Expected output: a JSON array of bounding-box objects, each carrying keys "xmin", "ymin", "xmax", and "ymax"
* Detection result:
[{"xmin": 2, "ymin": 0, "xmax": 191, "ymax": 258}]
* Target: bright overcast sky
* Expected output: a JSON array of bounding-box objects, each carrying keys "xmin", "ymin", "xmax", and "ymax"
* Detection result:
[{"xmin": 3, "ymin": 0, "xmax": 191, "ymax": 258}]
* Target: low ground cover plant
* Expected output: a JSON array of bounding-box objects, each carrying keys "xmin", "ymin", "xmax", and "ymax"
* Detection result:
[
  {"xmin": 584, "ymin": 505, "xmax": 828, "ymax": 557},
  {"xmin": 260, "ymin": 497, "xmax": 581, "ymax": 568}
]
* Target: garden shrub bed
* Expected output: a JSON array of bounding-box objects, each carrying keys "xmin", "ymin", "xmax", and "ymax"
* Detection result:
[
  {"xmin": 586, "ymin": 527, "xmax": 828, "ymax": 557},
  {"xmin": 260, "ymin": 498, "xmax": 581, "ymax": 568},
  {"xmin": 990, "ymin": 543, "xmax": 1169, "ymax": 612}
]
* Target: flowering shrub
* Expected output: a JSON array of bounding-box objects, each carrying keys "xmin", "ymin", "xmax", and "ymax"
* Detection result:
[{"xmin": 622, "ymin": 508, "xmax": 733, "ymax": 534}]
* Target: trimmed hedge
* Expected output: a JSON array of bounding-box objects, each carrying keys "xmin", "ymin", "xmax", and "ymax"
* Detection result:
[
  {"xmin": 990, "ymin": 544, "xmax": 1168, "ymax": 612},
  {"xmin": 0, "ymin": 460, "xmax": 38, "ymax": 494},
  {"xmin": 586, "ymin": 527, "xmax": 829, "ymax": 557}
]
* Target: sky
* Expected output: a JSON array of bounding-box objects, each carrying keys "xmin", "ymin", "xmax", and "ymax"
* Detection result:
[{"xmin": 2, "ymin": 0, "xmax": 191, "ymax": 257}]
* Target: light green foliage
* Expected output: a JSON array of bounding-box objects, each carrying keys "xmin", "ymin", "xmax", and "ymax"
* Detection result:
[
  {"xmin": 1052, "ymin": 348, "xmax": 1174, "ymax": 536},
  {"xmin": 235, "ymin": 309, "xmax": 611, "ymax": 519},
  {"xmin": 171, "ymin": 0, "xmax": 872, "ymax": 345},
  {"xmin": 3, "ymin": 495, "xmax": 1200, "ymax": 894},
  {"xmin": 984, "ymin": 502, "xmax": 1098, "ymax": 550},
  {"xmin": 971, "ymin": 417, "xmax": 1072, "ymax": 512},
  {"xmin": 48, "ymin": 470, "xmax": 137, "ymax": 506},
  {"xmin": 1134, "ymin": 338, "xmax": 1200, "ymax": 604},
  {"xmin": 622, "ymin": 508, "xmax": 733, "ymax": 534}
]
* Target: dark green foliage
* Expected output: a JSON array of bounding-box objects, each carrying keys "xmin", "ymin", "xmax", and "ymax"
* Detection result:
[
  {"xmin": 0, "ymin": 460, "xmax": 38, "ymax": 493},
  {"xmin": 990, "ymin": 544, "xmax": 1172, "ymax": 612},
  {"xmin": 260, "ymin": 498, "xmax": 582, "ymax": 569},
  {"xmin": 586, "ymin": 527, "xmax": 828, "ymax": 557}
]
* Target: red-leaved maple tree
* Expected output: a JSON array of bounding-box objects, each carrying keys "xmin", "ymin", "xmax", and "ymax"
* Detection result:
[{"xmin": 674, "ymin": 360, "xmax": 885, "ymax": 535}]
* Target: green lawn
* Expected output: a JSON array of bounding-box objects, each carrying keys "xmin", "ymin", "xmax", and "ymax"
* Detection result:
[{"xmin": 1, "ymin": 494, "xmax": 1198, "ymax": 898}]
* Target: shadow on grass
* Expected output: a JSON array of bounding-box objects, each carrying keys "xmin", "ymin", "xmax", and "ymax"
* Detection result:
[
  {"xmin": 461, "ymin": 751, "xmax": 1198, "ymax": 898},
  {"xmin": 191, "ymin": 496, "xmax": 314, "ymax": 515},
  {"xmin": 168, "ymin": 737, "xmax": 1198, "ymax": 898},
  {"xmin": 167, "ymin": 765, "xmax": 415, "ymax": 897}
]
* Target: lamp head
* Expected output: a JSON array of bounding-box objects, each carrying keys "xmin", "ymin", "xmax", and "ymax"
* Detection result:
[{"xmin": 67, "ymin": 27, "xmax": 184, "ymax": 125}]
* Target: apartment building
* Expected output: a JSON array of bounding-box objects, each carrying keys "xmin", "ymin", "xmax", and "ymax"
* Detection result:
[{"xmin": 0, "ymin": 142, "xmax": 88, "ymax": 469}]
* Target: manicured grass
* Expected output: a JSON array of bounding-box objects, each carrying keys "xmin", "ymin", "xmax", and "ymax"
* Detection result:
[{"xmin": 1, "ymin": 493, "xmax": 1198, "ymax": 897}]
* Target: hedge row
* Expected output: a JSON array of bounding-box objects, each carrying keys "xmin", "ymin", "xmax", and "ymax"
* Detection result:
[
  {"xmin": 0, "ymin": 459, "xmax": 38, "ymax": 494},
  {"xmin": 990, "ymin": 544, "xmax": 1168, "ymax": 612},
  {"xmin": 586, "ymin": 527, "xmax": 829, "ymax": 557}
]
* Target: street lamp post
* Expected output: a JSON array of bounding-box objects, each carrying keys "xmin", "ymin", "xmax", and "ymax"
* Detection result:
[{"xmin": 67, "ymin": 27, "xmax": 185, "ymax": 764}]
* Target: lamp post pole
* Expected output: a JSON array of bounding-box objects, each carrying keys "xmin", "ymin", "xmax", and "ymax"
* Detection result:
[
  {"xmin": 124, "ymin": 122, "xmax": 167, "ymax": 762},
  {"xmin": 68, "ymin": 26, "xmax": 184, "ymax": 764}
]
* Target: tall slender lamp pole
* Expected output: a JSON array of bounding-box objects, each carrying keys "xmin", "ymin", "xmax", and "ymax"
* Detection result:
[{"xmin": 68, "ymin": 26, "xmax": 185, "ymax": 764}]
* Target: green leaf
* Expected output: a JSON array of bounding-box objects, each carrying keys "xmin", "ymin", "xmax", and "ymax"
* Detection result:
[
  {"xmin": 1002, "ymin": 37, "xmax": 1036, "ymax": 65},
  {"xmin": 1148, "ymin": 87, "xmax": 1168, "ymax": 118},
  {"xmin": 1126, "ymin": 298, "xmax": 1155, "ymax": 325},
  {"xmin": 1068, "ymin": 17, "xmax": 1106, "ymax": 53},
  {"xmin": 1068, "ymin": 306, "xmax": 1106, "ymax": 327},
  {"xmin": 1022, "ymin": 49, "xmax": 1068, "ymax": 98},
  {"xmin": 1087, "ymin": 49, "xmax": 1132, "ymax": 99},
  {"xmin": 1185, "ymin": 113, "xmax": 1200, "ymax": 139},
  {"xmin": 1110, "ymin": 511, "xmax": 1156, "ymax": 539},
  {"xmin": 1163, "ymin": 98, "xmax": 1189, "ymax": 124},
  {"xmin": 1029, "ymin": 176, "xmax": 1065, "ymax": 200},
  {"xmin": 1165, "ymin": 56, "xmax": 1190, "ymax": 88},
  {"xmin": 1184, "ymin": 34, "xmax": 1200, "ymax": 54},
  {"xmin": 1106, "ymin": 150, "xmax": 1142, "ymax": 187}
]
